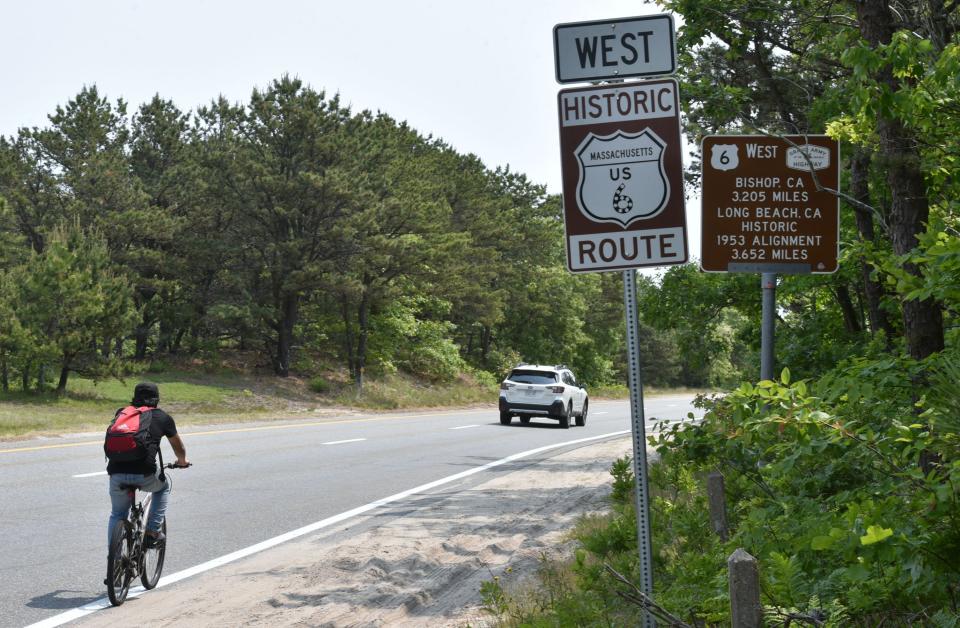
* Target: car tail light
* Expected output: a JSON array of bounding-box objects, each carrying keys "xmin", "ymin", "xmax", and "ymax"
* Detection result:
[
  {"xmin": 549, "ymin": 385, "xmax": 565, "ymax": 393},
  {"xmin": 500, "ymin": 382, "xmax": 515, "ymax": 390}
]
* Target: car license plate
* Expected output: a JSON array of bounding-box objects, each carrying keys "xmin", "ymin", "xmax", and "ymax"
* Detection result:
[{"xmin": 525, "ymin": 388, "xmax": 536, "ymax": 396}]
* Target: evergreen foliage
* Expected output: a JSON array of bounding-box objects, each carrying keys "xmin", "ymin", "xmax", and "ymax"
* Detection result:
[{"xmin": 0, "ymin": 76, "xmax": 643, "ymax": 391}]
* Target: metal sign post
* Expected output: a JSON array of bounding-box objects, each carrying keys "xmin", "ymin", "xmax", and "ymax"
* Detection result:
[
  {"xmin": 623, "ymin": 268, "xmax": 655, "ymax": 628},
  {"xmin": 553, "ymin": 17, "xmax": 682, "ymax": 625},
  {"xmin": 760, "ymin": 273, "xmax": 776, "ymax": 380}
]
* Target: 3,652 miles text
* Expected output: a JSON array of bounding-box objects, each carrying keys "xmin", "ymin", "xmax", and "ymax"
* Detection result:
[{"xmin": 730, "ymin": 248, "xmax": 766, "ymax": 260}]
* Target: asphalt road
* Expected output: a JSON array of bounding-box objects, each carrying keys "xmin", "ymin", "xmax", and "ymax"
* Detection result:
[{"xmin": 0, "ymin": 395, "xmax": 702, "ymax": 627}]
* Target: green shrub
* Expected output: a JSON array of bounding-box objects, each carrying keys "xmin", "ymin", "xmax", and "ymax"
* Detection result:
[
  {"xmin": 647, "ymin": 362, "xmax": 960, "ymax": 625},
  {"xmin": 482, "ymin": 354, "xmax": 960, "ymax": 626},
  {"xmin": 609, "ymin": 456, "xmax": 634, "ymax": 506},
  {"xmin": 308, "ymin": 375, "xmax": 332, "ymax": 394},
  {"xmin": 398, "ymin": 320, "xmax": 465, "ymax": 382}
]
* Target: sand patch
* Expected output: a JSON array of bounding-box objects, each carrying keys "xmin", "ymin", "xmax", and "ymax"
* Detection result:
[{"xmin": 76, "ymin": 437, "xmax": 636, "ymax": 627}]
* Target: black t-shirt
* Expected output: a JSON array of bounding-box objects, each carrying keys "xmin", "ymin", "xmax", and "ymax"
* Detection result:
[{"xmin": 106, "ymin": 407, "xmax": 178, "ymax": 476}]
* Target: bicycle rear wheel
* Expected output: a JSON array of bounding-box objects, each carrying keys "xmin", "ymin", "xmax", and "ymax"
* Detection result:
[
  {"xmin": 140, "ymin": 519, "xmax": 166, "ymax": 589},
  {"xmin": 106, "ymin": 521, "xmax": 132, "ymax": 606}
]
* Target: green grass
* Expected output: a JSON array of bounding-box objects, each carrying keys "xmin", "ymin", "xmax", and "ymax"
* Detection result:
[
  {"xmin": 333, "ymin": 372, "xmax": 498, "ymax": 409},
  {"xmin": 69, "ymin": 375, "xmax": 234, "ymax": 404},
  {"xmin": 0, "ymin": 374, "xmax": 252, "ymax": 439},
  {"xmin": 0, "ymin": 369, "xmax": 499, "ymax": 440},
  {"xmin": 0, "ymin": 364, "xmax": 703, "ymax": 441}
]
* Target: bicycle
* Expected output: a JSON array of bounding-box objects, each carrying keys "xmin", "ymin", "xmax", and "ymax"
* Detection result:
[{"xmin": 106, "ymin": 462, "xmax": 191, "ymax": 606}]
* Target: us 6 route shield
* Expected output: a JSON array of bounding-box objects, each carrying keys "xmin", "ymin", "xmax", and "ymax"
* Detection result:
[
  {"xmin": 700, "ymin": 135, "xmax": 840, "ymax": 274},
  {"xmin": 557, "ymin": 78, "xmax": 688, "ymax": 273}
]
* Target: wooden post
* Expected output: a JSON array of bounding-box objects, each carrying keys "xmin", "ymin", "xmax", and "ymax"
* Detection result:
[
  {"xmin": 707, "ymin": 472, "xmax": 728, "ymax": 541},
  {"xmin": 728, "ymin": 548, "xmax": 762, "ymax": 628}
]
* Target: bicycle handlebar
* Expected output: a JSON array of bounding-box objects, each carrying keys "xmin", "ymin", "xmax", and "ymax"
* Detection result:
[{"xmin": 164, "ymin": 462, "xmax": 192, "ymax": 469}]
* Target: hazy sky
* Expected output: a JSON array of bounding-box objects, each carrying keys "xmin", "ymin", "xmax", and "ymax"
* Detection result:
[{"xmin": 0, "ymin": 0, "xmax": 700, "ymax": 260}]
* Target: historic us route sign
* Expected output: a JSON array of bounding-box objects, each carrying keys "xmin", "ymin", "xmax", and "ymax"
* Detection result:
[
  {"xmin": 700, "ymin": 135, "xmax": 840, "ymax": 273},
  {"xmin": 557, "ymin": 78, "xmax": 687, "ymax": 273}
]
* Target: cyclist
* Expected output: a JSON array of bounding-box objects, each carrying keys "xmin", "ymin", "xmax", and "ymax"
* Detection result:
[{"xmin": 107, "ymin": 382, "xmax": 189, "ymax": 548}]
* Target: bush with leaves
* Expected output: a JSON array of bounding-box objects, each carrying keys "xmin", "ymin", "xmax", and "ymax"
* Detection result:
[
  {"xmin": 485, "ymin": 355, "xmax": 960, "ymax": 626},
  {"xmin": 648, "ymin": 363, "xmax": 960, "ymax": 625}
]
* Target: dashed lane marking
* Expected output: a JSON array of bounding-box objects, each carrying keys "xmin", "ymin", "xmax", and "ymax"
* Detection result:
[{"xmin": 321, "ymin": 438, "xmax": 367, "ymax": 445}]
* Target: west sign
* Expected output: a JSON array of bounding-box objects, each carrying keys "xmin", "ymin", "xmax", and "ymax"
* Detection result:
[
  {"xmin": 557, "ymin": 79, "xmax": 687, "ymax": 273},
  {"xmin": 553, "ymin": 14, "xmax": 676, "ymax": 83},
  {"xmin": 700, "ymin": 135, "xmax": 840, "ymax": 273}
]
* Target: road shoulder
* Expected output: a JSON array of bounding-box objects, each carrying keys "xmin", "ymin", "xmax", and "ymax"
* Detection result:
[{"xmin": 74, "ymin": 436, "xmax": 634, "ymax": 627}]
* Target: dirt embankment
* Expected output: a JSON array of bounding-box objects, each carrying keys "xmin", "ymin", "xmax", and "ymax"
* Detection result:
[{"xmin": 75, "ymin": 437, "xmax": 634, "ymax": 627}]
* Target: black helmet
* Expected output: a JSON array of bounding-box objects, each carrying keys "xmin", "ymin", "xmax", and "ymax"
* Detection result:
[{"xmin": 133, "ymin": 382, "xmax": 160, "ymax": 407}]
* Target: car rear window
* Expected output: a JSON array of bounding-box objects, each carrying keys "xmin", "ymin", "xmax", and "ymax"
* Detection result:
[{"xmin": 508, "ymin": 370, "xmax": 558, "ymax": 385}]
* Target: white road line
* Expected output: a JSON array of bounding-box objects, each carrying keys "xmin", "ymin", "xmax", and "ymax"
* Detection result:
[
  {"xmin": 27, "ymin": 429, "xmax": 631, "ymax": 628},
  {"xmin": 321, "ymin": 438, "xmax": 367, "ymax": 445},
  {"xmin": 593, "ymin": 412, "xmax": 609, "ymax": 415},
  {"xmin": 449, "ymin": 424, "xmax": 481, "ymax": 430},
  {"xmin": 72, "ymin": 471, "xmax": 107, "ymax": 478}
]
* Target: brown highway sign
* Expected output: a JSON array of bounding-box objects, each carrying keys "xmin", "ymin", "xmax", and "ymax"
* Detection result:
[
  {"xmin": 700, "ymin": 135, "xmax": 840, "ymax": 274},
  {"xmin": 557, "ymin": 79, "xmax": 687, "ymax": 273}
]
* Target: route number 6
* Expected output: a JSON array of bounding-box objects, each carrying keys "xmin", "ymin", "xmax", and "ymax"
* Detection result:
[{"xmin": 710, "ymin": 144, "xmax": 739, "ymax": 171}]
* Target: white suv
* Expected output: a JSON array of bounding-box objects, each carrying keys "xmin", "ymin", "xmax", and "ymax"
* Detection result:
[{"xmin": 498, "ymin": 364, "xmax": 588, "ymax": 428}]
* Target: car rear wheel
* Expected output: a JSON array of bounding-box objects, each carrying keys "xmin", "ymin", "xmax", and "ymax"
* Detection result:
[
  {"xmin": 576, "ymin": 399, "xmax": 588, "ymax": 427},
  {"xmin": 500, "ymin": 412, "xmax": 512, "ymax": 425},
  {"xmin": 560, "ymin": 403, "xmax": 571, "ymax": 429}
]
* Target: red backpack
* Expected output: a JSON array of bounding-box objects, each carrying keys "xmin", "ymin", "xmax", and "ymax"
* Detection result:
[{"xmin": 104, "ymin": 406, "xmax": 154, "ymax": 462}]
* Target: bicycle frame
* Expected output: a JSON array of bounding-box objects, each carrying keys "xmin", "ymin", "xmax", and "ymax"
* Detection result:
[
  {"xmin": 126, "ymin": 488, "xmax": 151, "ymax": 576},
  {"xmin": 107, "ymin": 463, "xmax": 187, "ymax": 606}
]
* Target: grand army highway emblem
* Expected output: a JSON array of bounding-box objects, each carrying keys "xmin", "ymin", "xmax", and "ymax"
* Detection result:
[{"xmin": 575, "ymin": 128, "xmax": 669, "ymax": 227}]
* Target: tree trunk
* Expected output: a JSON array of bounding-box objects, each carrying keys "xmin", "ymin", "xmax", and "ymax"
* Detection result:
[
  {"xmin": 833, "ymin": 284, "xmax": 862, "ymax": 334},
  {"xmin": 340, "ymin": 294, "xmax": 357, "ymax": 379},
  {"xmin": 855, "ymin": 0, "xmax": 944, "ymax": 361},
  {"xmin": 849, "ymin": 150, "xmax": 895, "ymax": 338},
  {"xmin": 21, "ymin": 361, "xmax": 31, "ymax": 392},
  {"xmin": 480, "ymin": 326, "xmax": 492, "ymax": 361},
  {"xmin": 56, "ymin": 365, "xmax": 69, "ymax": 395},
  {"xmin": 37, "ymin": 364, "xmax": 47, "ymax": 392},
  {"xmin": 1, "ymin": 357, "xmax": 8, "ymax": 392},
  {"xmin": 157, "ymin": 317, "xmax": 173, "ymax": 354},
  {"xmin": 134, "ymin": 320, "xmax": 150, "ymax": 359},
  {"xmin": 354, "ymin": 290, "xmax": 371, "ymax": 394},
  {"xmin": 172, "ymin": 327, "xmax": 186, "ymax": 354},
  {"xmin": 273, "ymin": 293, "xmax": 299, "ymax": 377}
]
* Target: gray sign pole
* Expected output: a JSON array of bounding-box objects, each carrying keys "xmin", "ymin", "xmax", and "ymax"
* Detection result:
[
  {"xmin": 623, "ymin": 269, "xmax": 655, "ymax": 628},
  {"xmin": 760, "ymin": 273, "xmax": 777, "ymax": 380}
]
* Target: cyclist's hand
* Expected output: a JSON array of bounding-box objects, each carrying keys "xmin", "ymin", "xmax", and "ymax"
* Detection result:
[{"xmin": 174, "ymin": 458, "xmax": 191, "ymax": 468}]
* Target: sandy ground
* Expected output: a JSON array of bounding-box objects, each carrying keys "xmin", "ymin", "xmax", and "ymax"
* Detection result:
[{"xmin": 74, "ymin": 436, "xmax": 635, "ymax": 628}]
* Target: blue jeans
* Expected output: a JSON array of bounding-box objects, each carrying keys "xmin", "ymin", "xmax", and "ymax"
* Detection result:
[{"xmin": 108, "ymin": 472, "xmax": 170, "ymax": 546}]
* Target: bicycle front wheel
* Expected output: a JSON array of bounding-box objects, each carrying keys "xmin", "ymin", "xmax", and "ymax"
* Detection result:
[
  {"xmin": 140, "ymin": 519, "xmax": 166, "ymax": 589},
  {"xmin": 106, "ymin": 521, "xmax": 132, "ymax": 606}
]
